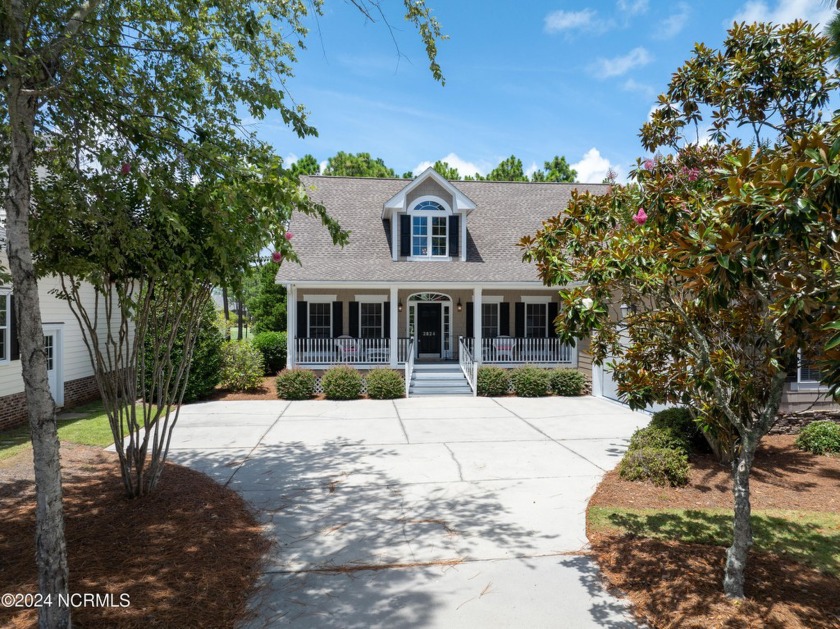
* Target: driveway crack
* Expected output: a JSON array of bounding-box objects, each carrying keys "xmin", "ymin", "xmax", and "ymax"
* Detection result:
[{"xmin": 443, "ymin": 443, "xmax": 465, "ymax": 482}]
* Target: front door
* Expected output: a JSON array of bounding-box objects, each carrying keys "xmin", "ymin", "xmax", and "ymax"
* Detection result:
[{"xmin": 417, "ymin": 303, "xmax": 441, "ymax": 356}]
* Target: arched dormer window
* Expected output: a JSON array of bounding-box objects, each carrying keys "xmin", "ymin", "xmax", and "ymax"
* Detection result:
[{"xmin": 409, "ymin": 196, "xmax": 451, "ymax": 259}]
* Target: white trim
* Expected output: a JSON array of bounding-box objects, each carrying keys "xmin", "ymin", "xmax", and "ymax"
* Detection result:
[
  {"xmin": 407, "ymin": 256, "xmax": 453, "ymax": 262},
  {"xmin": 480, "ymin": 302, "xmax": 500, "ymax": 338},
  {"xmin": 303, "ymin": 294, "xmax": 337, "ymax": 303},
  {"xmin": 409, "ymin": 212, "xmax": 450, "ymax": 259},
  {"xmin": 286, "ymin": 280, "xmax": 584, "ymax": 290},
  {"xmin": 405, "ymin": 291, "xmax": 454, "ymax": 359},
  {"xmin": 521, "ymin": 295, "xmax": 552, "ymax": 304},
  {"xmin": 354, "ymin": 294, "xmax": 388, "ymax": 303},
  {"xmin": 410, "ymin": 195, "xmax": 453, "ymax": 214},
  {"xmin": 382, "ymin": 167, "xmax": 476, "ymax": 218},
  {"xmin": 307, "ymin": 302, "xmax": 332, "ymax": 339},
  {"xmin": 481, "ymin": 295, "xmax": 504, "ymax": 304}
]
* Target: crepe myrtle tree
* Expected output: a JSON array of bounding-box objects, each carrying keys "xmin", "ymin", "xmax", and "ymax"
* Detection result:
[
  {"xmin": 3, "ymin": 1, "xmax": 443, "ymax": 625},
  {"xmin": 522, "ymin": 20, "xmax": 840, "ymax": 600}
]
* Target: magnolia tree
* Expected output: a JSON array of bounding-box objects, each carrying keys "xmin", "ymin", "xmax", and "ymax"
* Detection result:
[
  {"xmin": 522, "ymin": 21, "xmax": 840, "ymax": 599},
  {"xmin": 3, "ymin": 0, "xmax": 443, "ymax": 625}
]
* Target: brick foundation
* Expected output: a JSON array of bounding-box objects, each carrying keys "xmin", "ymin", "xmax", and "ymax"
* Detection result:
[{"xmin": 0, "ymin": 374, "xmax": 102, "ymax": 432}]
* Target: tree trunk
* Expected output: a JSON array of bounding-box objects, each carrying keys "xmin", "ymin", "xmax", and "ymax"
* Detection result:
[
  {"xmin": 5, "ymin": 81, "xmax": 72, "ymax": 628},
  {"xmin": 723, "ymin": 435, "xmax": 757, "ymax": 598},
  {"xmin": 222, "ymin": 287, "xmax": 230, "ymax": 340}
]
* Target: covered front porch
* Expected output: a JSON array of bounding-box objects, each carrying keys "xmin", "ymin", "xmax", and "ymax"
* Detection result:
[{"xmin": 286, "ymin": 285, "xmax": 578, "ymax": 373}]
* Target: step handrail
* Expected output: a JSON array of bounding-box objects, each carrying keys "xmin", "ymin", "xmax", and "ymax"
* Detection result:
[
  {"xmin": 404, "ymin": 338, "xmax": 415, "ymax": 397},
  {"xmin": 458, "ymin": 336, "xmax": 478, "ymax": 396}
]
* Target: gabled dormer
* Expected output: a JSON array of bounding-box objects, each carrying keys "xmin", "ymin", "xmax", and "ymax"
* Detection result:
[{"xmin": 382, "ymin": 167, "xmax": 476, "ymax": 262}]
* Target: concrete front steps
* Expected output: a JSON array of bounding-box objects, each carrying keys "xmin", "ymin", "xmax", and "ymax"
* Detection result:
[{"xmin": 409, "ymin": 363, "xmax": 473, "ymax": 396}]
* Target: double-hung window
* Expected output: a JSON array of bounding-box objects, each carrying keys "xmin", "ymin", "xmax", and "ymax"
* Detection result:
[
  {"xmin": 525, "ymin": 303, "xmax": 547, "ymax": 338},
  {"xmin": 481, "ymin": 303, "xmax": 499, "ymax": 338},
  {"xmin": 410, "ymin": 200, "xmax": 448, "ymax": 258},
  {"xmin": 359, "ymin": 303, "xmax": 383, "ymax": 338},
  {"xmin": 308, "ymin": 303, "xmax": 332, "ymax": 339}
]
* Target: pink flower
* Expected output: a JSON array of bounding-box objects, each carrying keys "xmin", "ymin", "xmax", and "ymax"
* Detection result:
[
  {"xmin": 687, "ymin": 168, "xmax": 700, "ymax": 182},
  {"xmin": 285, "ymin": 231, "xmax": 294, "ymax": 241},
  {"xmin": 120, "ymin": 162, "xmax": 131, "ymax": 175},
  {"xmin": 643, "ymin": 159, "xmax": 655, "ymax": 171},
  {"xmin": 271, "ymin": 251, "xmax": 283, "ymax": 263},
  {"xmin": 632, "ymin": 207, "xmax": 648, "ymax": 225}
]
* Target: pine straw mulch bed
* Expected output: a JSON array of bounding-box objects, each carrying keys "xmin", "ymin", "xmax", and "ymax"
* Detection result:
[
  {"xmin": 588, "ymin": 434, "xmax": 840, "ymax": 628},
  {"xmin": 0, "ymin": 444, "xmax": 270, "ymax": 628}
]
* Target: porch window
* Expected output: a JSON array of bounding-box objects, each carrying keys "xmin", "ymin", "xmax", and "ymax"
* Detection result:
[
  {"xmin": 360, "ymin": 303, "xmax": 383, "ymax": 338},
  {"xmin": 481, "ymin": 303, "xmax": 499, "ymax": 338},
  {"xmin": 308, "ymin": 302, "xmax": 332, "ymax": 339},
  {"xmin": 525, "ymin": 303, "xmax": 547, "ymax": 338}
]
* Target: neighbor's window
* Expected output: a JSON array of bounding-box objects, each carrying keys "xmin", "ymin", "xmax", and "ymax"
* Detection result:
[
  {"xmin": 0, "ymin": 292, "xmax": 8, "ymax": 362},
  {"xmin": 525, "ymin": 303, "xmax": 547, "ymax": 338},
  {"xmin": 308, "ymin": 302, "xmax": 331, "ymax": 338},
  {"xmin": 481, "ymin": 303, "xmax": 499, "ymax": 338},
  {"xmin": 360, "ymin": 303, "xmax": 383, "ymax": 338}
]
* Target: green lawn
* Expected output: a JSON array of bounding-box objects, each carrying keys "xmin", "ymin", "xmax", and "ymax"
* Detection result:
[
  {"xmin": 589, "ymin": 505, "xmax": 840, "ymax": 577},
  {"xmin": 0, "ymin": 402, "xmax": 128, "ymax": 462}
]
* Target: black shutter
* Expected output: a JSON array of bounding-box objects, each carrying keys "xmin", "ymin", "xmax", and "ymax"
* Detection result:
[
  {"xmin": 515, "ymin": 303, "xmax": 525, "ymax": 338},
  {"xmin": 332, "ymin": 301, "xmax": 343, "ymax": 337},
  {"xmin": 9, "ymin": 294, "xmax": 19, "ymax": 361},
  {"xmin": 349, "ymin": 301, "xmax": 359, "ymax": 337},
  {"xmin": 499, "ymin": 302, "xmax": 510, "ymax": 336},
  {"xmin": 383, "ymin": 302, "xmax": 391, "ymax": 337},
  {"xmin": 448, "ymin": 216, "xmax": 459, "ymax": 257},
  {"xmin": 547, "ymin": 302, "xmax": 559, "ymax": 337},
  {"xmin": 466, "ymin": 302, "xmax": 474, "ymax": 337},
  {"xmin": 296, "ymin": 301, "xmax": 308, "ymax": 338},
  {"xmin": 400, "ymin": 215, "xmax": 411, "ymax": 257}
]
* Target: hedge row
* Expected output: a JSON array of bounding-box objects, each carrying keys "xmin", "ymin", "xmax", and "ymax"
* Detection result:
[
  {"xmin": 476, "ymin": 366, "xmax": 586, "ymax": 397},
  {"xmin": 617, "ymin": 408, "xmax": 693, "ymax": 487},
  {"xmin": 275, "ymin": 366, "xmax": 405, "ymax": 400}
]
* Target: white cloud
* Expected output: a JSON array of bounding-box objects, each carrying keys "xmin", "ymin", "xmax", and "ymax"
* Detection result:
[
  {"xmin": 284, "ymin": 153, "xmax": 299, "ymax": 166},
  {"xmin": 544, "ymin": 9, "xmax": 599, "ymax": 33},
  {"xmin": 730, "ymin": 0, "xmax": 834, "ymax": 27},
  {"xmin": 591, "ymin": 47, "xmax": 653, "ymax": 79},
  {"xmin": 656, "ymin": 3, "xmax": 690, "ymax": 39},
  {"xmin": 319, "ymin": 160, "xmax": 328, "ymax": 174},
  {"xmin": 572, "ymin": 148, "xmax": 622, "ymax": 183},
  {"xmin": 412, "ymin": 152, "xmax": 488, "ymax": 179},
  {"xmin": 525, "ymin": 161, "xmax": 540, "ymax": 179},
  {"xmin": 622, "ymin": 78, "xmax": 656, "ymax": 100},
  {"xmin": 617, "ymin": 0, "xmax": 649, "ymax": 16}
]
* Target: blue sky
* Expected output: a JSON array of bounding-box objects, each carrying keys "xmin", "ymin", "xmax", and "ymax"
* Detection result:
[{"xmin": 258, "ymin": 0, "xmax": 836, "ymax": 182}]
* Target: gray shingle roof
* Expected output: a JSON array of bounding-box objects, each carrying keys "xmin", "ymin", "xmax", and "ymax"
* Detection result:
[{"xmin": 275, "ymin": 175, "xmax": 608, "ymax": 284}]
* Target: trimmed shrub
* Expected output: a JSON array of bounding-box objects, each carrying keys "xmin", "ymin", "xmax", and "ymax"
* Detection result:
[
  {"xmin": 477, "ymin": 366, "xmax": 511, "ymax": 397},
  {"xmin": 796, "ymin": 421, "xmax": 840, "ymax": 455},
  {"xmin": 618, "ymin": 447, "xmax": 690, "ymax": 487},
  {"xmin": 142, "ymin": 296, "xmax": 223, "ymax": 404},
  {"xmin": 510, "ymin": 366, "xmax": 551, "ymax": 397},
  {"xmin": 322, "ymin": 365, "xmax": 363, "ymax": 400},
  {"xmin": 219, "ymin": 341, "xmax": 264, "ymax": 391},
  {"xmin": 649, "ymin": 407, "xmax": 706, "ymax": 451},
  {"xmin": 276, "ymin": 368, "xmax": 316, "ymax": 400},
  {"xmin": 365, "ymin": 368, "xmax": 405, "ymax": 399},
  {"xmin": 550, "ymin": 368, "xmax": 585, "ymax": 396},
  {"xmin": 251, "ymin": 331, "xmax": 287, "ymax": 375},
  {"xmin": 628, "ymin": 426, "xmax": 691, "ymax": 455}
]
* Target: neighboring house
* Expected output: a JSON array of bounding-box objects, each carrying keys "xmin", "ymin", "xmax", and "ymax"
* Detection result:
[
  {"xmin": 0, "ymin": 252, "xmax": 105, "ymax": 430},
  {"xmin": 277, "ymin": 168, "xmax": 835, "ymax": 408}
]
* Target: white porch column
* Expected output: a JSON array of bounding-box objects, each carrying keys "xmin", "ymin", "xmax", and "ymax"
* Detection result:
[
  {"xmin": 287, "ymin": 284, "xmax": 296, "ymax": 368},
  {"xmin": 473, "ymin": 286, "xmax": 482, "ymax": 364},
  {"xmin": 389, "ymin": 286, "xmax": 399, "ymax": 367}
]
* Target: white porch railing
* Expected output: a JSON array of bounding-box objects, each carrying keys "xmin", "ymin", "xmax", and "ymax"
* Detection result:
[
  {"xmin": 459, "ymin": 336, "xmax": 478, "ymax": 395},
  {"xmin": 404, "ymin": 338, "xmax": 416, "ymax": 397},
  {"xmin": 296, "ymin": 337, "xmax": 411, "ymax": 365},
  {"xmin": 463, "ymin": 337, "xmax": 576, "ymax": 366}
]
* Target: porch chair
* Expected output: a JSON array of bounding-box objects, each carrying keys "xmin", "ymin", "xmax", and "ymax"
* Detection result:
[
  {"xmin": 492, "ymin": 335, "xmax": 516, "ymax": 362},
  {"xmin": 334, "ymin": 335, "xmax": 361, "ymax": 363}
]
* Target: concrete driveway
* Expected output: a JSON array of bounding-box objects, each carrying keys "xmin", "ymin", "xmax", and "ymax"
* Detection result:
[{"xmin": 166, "ymin": 396, "xmax": 648, "ymax": 628}]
